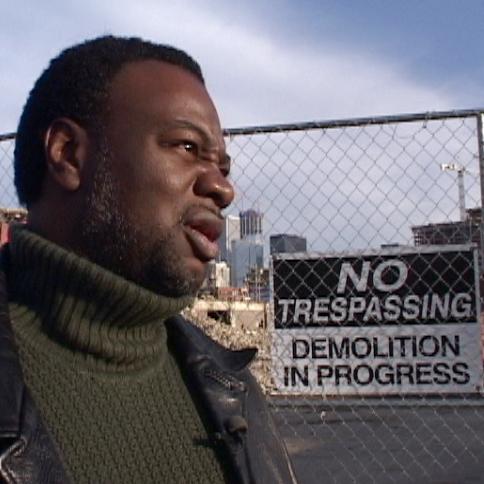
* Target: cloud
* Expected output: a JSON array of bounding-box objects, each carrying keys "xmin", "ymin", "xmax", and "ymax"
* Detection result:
[
  {"xmin": 0, "ymin": 0, "xmax": 460, "ymax": 134},
  {"xmin": 99, "ymin": 1, "xmax": 455, "ymax": 127},
  {"xmin": 205, "ymin": 31, "xmax": 455, "ymax": 127},
  {"xmin": 0, "ymin": 0, "xmax": 471, "ymax": 243}
]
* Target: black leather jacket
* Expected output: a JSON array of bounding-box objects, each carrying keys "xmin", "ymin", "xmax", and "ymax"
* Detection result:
[{"xmin": 0, "ymin": 265, "xmax": 297, "ymax": 483}]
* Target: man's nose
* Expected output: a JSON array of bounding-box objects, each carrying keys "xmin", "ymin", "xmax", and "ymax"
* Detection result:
[{"xmin": 194, "ymin": 169, "xmax": 235, "ymax": 209}]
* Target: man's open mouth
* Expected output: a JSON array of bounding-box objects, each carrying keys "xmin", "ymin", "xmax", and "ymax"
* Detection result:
[{"xmin": 183, "ymin": 209, "xmax": 223, "ymax": 261}]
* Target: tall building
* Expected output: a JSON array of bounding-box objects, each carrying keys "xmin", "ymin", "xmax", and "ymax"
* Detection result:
[
  {"xmin": 270, "ymin": 234, "xmax": 307, "ymax": 254},
  {"xmin": 218, "ymin": 215, "xmax": 240, "ymax": 263},
  {"xmin": 239, "ymin": 209, "xmax": 263, "ymax": 238},
  {"xmin": 231, "ymin": 238, "xmax": 264, "ymax": 287}
]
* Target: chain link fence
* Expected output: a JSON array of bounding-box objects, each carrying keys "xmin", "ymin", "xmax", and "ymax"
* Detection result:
[
  {"xmin": 224, "ymin": 109, "xmax": 484, "ymax": 484},
  {"xmin": 1, "ymin": 109, "xmax": 484, "ymax": 483},
  {"xmin": 0, "ymin": 132, "xmax": 16, "ymax": 208}
]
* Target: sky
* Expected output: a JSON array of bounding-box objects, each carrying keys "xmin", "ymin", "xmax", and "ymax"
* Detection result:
[
  {"xmin": 1, "ymin": 0, "xmax": 483, "ymax": 134},
  {"xmin": 0, "ymin": 1, "xmax": 483, "ymax": 252}
]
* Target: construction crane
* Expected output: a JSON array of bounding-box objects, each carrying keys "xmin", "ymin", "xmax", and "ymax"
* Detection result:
[{"xmin": 440, "ymin": 162, "xmax": 478, "ymax": 222}]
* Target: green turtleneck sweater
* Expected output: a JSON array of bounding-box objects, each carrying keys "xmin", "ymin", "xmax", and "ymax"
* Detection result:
[{"xmin": 7, "ymin": 226, "xmax": 229, "ymax": 484}]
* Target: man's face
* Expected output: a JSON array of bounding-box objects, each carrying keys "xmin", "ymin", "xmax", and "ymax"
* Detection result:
[{"xmin": 79, "ymin": 60, "xmax": 234, "ymax": 297}]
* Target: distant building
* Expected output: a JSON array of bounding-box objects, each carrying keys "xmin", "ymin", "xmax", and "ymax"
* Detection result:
[
  {"xmin": 231, "ymin": 238, "xmax": 264, "ymax": 287},
  {"xmin": 207, "ymin": 261, "xmax": 230, "ymax": 290},
  {"xmin": 270, "ymin": 234, "xmax": 307, "ymax": 254},
  {"xmin": 0, "ymin": 207, "xmax": 27, "ymax": 223},
  {"xmin": 218, "ymin": 215, "xmax": 240, "ymax": 263},
  {"xmin": 0, "ymin": 207, "xmax": 27, "ymax": 246},
  {"xmin": 200, "ymin": 261, "xmax": 230, "ymax": 296},
  {"xmin": 246, "ymin": 267, "xmax": 270, "ymax": 301},
  {"xmin": 239, "ymin": 209, "xmax": 263, "ymax": 238},
  {"xmin": 412, "ymin": 208, "xmax": 481, "ymax": 247},
  {"xmin": 412, "ymin": 207, "xmax": 482, "ymax": 269}
]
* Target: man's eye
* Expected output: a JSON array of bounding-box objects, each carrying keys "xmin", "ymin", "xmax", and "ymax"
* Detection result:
[{"xmin": 180, "ymin": 141, "xmax": 199, "ymax": 155}]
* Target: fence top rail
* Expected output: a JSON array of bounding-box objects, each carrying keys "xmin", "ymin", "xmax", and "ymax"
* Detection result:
[
  {"xmin": 2, "ymin": 108, "xmax": 484, "ymax": 141},
  {"xmin": 224, "ymin": 108, "xmax": 484, "ymax": 137},
  {"xmin": 0, "ymin": 132, "xmax": 15, "ymax": 142}
]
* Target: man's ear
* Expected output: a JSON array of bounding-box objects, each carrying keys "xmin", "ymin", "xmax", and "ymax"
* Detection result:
[{"xmin": 44, "ymin": 118, "xmax": 90, "ymax": 192}]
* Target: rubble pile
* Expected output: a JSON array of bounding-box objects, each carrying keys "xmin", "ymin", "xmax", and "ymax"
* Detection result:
[{"xmin": 182, "ymin": 307, "xmax": 275, "ymax": 393}]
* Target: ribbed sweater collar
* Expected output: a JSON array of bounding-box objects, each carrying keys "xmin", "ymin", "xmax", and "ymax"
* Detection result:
[{"xmin": 7, "ymin": 225, "xmax": 193, "ymax": 372}]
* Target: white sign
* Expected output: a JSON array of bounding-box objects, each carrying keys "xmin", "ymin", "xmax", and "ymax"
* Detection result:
[{"xmin": 270, "ymin": 246, "xmax": 483, "ymax": 395}]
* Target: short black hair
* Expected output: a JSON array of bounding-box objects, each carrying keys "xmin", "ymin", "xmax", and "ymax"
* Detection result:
[{"xmin": 14, "ymin": 35, "xmax": 204, "ymax": 207}]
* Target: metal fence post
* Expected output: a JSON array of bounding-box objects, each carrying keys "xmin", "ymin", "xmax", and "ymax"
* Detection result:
[{"xmin": 477, "ymin": 113, "xmax": 484, "ymax": 273}]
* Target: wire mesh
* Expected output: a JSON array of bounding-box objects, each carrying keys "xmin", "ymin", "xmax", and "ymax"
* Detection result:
[
  {"xmin": 224, "ymin": 110, "xmax": 484, "ymax": 484},
  {"xmin": 1, "ymin": 109, "xmax": 484, "ymax": 483},
  {"xmin": 0, "ymin": 133, "xmax": 17, "ymax": 208}
]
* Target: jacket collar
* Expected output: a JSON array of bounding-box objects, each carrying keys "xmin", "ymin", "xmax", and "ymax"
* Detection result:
[
  {"xmin": 0, "ymin": 246, "xmax": 23, "ymax": 439},
  {"xmin": 166, "ymin": 314, "xmax": 257, "ymax": 372},
  {"xmin": 0, "ymin": 245, "xmax": 71, "ymax": 483},
  {"xmin": 166, "ymin": 315, "xmax": 298, "ymax": 484},
  {"xmin": 166, "ymin": 315, "xmax": 258, "ymax": 483}
]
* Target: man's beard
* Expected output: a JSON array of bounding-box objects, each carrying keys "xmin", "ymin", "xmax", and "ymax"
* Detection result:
[{"xmin": 78, "ymin": 148, "xmax": 205, "ymax": 297}]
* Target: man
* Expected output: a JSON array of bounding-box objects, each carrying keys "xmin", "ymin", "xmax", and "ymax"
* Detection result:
[{"xmin": 0, "ymin": 36, "xmax": 297, "ymax": 483}]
